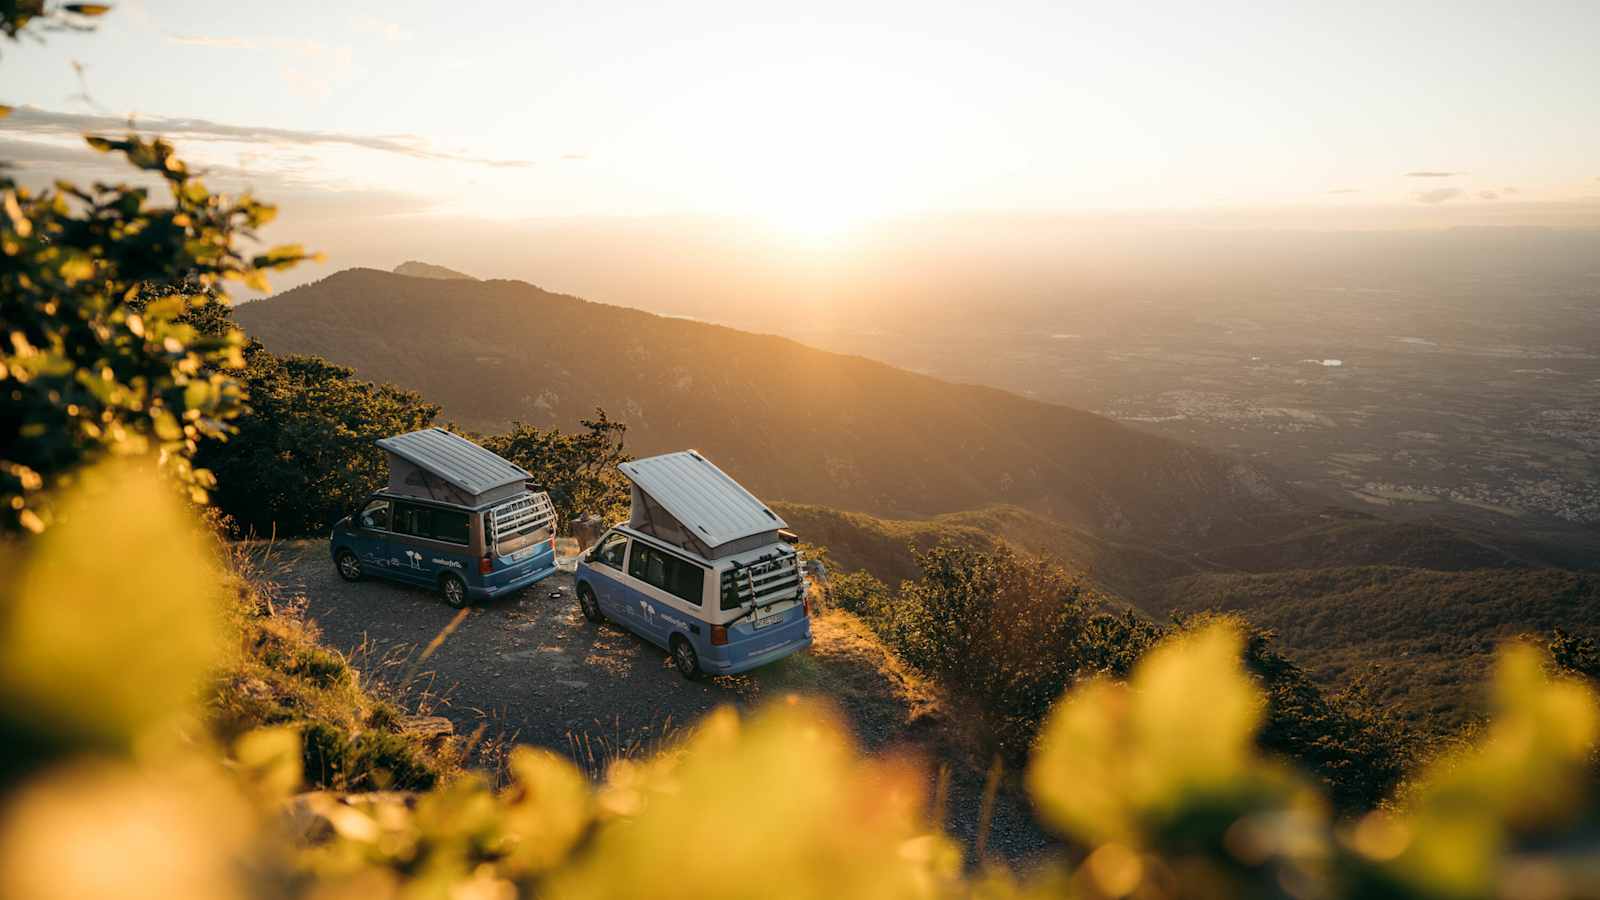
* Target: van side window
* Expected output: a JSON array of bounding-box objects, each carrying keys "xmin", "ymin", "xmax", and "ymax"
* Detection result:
[
  {"xmin": 393, "ymin": 503, "xmax": 431, "ymax": 539},
  {"xmin": 628, "ymin": 543, "xmax": 705, "ymax": 607},
  {"xmin": 429, "ymin": 509, "xmax": 469, "ymax": 545},
  {"xmin": 594, "ymin": 532, "xmax": 628, "ymax": 569},
  {"xmin": 359, "ymin": 498, "xmax": 391, "ymax": 530}
]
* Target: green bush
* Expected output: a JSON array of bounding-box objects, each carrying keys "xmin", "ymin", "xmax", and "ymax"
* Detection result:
[
  {"xmin": 476, "ymin": 412, "xmax": 632, "ymax": 533},
  {"xmin": 835, "ymin": 541, "xmax": 1416, "ymax": 809}
]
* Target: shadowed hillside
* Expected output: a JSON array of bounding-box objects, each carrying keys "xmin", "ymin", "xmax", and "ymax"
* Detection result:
[{"xmin": 237, "ymin": 268, "xmax": 1305, "ymax": 547}]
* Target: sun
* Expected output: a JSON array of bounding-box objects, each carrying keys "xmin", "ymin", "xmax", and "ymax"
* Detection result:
[{"xmin": 759, "ymin": 188, "xmax": 871, "ymax": 243}]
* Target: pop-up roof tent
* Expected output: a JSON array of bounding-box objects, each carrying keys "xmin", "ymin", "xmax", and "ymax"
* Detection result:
[
  {"xmin": 619, "ymin": 450, "xmax": 787, "ymax": 560},
  {"xmin": 376, "ymin": 427, "xmax": 531, "ymax": 508}
]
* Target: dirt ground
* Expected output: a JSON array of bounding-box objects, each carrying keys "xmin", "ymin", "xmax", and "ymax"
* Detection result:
[{"xmin": 250, "ymin": 539, "xmax": 1055, "ymax": 865}]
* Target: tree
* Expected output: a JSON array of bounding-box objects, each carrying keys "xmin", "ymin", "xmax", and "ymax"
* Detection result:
[
  {"xmin": 1, "ymin": 125, "xmax": 311, "ymax": 531},
  {"xmin": 477, "ymin": 410, "xmax": 631, "ymax": 533},
  {"xmin": 196, "ymin": 343, "xmax": 439, "ymax": 537}
]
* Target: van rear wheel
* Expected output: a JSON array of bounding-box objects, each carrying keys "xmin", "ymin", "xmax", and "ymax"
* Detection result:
[
  {"xmin": 335, "ymin": 550, "xmax": 362, "ymax": 582},
  {"xmin": 440, "ymin": 574, "xmax": 468, "ymax": 609},
  {"xmin": 577, "ymin": 584, "xmax": 603, "ymax": 623},
  {"xmin": 670, "ymin": 636, "xmax": 700, "ymax": 679}
]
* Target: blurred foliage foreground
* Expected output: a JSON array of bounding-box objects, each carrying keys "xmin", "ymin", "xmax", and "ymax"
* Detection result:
[{"xmin": 0, "ymin": 466, "xmax": 1594, "ymax": 899}]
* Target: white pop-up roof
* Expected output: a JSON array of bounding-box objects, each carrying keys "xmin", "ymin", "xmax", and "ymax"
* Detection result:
[
  {"xmin": 376, "ymin": 427, "xmax": 531, "ymax": 507},
  {"xmin": 619, "ymin": 450, "xmax": 787, "ymax": 560}
]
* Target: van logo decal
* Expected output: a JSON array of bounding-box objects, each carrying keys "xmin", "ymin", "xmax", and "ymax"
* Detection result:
[
  {"xmin": 403, "ymin": 550, "xmax": 424, "ymax": 570},
  {"xmin": 431, "ymin": 558, "xmax": 463, "ymax": 569}
]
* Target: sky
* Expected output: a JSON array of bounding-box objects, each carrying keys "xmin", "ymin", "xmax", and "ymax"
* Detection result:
[{"xmin": 3, "ymin": 0, "xmax": 1599, "ymax": 299}]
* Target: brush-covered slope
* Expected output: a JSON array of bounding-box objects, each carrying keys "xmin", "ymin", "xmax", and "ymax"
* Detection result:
[
  {"xmin": 1145, "ymin": 566, "xmax": 1600, "ymax": 728},
  {"xmin": 785, "ymin": 500, "xmax": 1596, "ymax": 728},
  {"xmin": 237, "ymin": 268, "xmax": 1299, "ymax": 545}
]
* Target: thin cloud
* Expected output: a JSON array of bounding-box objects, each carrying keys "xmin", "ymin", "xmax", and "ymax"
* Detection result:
[
  {"xmin": 1405, "ymin": 171, "xmax": 1459, "ymax": 178},
  {"xmin": 350, "ymin": 15, "xmax": 414, "ymax": 42},
  {"xmin": 1414, "ymin": 187, "xmax": 1461, "ymax": 204},
  {"xmin": 0, "ymin": 106, "xmax": 535, "ymax": 169},
  {"xmin": 1327, "ymin": 188, "xmax": 1359, "ymax": 194},
  {"xmin": 167, "ymin": 35, "xmax": 256, "ymax": 49},
  {"xmin": 561, "ymin": 153, "xmax": 590, "ymax": 161},
  {"xmin": 1479, "ymin": 190, "xmax": 1499, "ymax": 200}
]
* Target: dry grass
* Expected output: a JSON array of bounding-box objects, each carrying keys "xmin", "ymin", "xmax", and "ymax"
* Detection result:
[{"xmin": 207, "ymin": 539, "xmax": 468, "ymax": 792}]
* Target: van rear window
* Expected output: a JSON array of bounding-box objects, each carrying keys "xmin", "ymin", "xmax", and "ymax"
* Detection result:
[{"xmin": 429, "ymin": 509, "xmax": 469, "ymax": 544}]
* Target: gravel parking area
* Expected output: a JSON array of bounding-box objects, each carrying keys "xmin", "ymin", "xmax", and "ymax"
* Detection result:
[{"xmin": 251, "ymin": 539, "xmax": 1054, "ymax": 864}]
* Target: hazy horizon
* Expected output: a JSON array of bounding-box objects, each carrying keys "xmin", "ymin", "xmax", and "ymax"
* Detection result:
[{"xmin": 4, "ymin": 0, "xmax": 1599, "ymax": 299}]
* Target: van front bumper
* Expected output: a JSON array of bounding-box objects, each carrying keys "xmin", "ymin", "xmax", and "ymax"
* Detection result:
[{"xmin": 472, "ymin": 560, "xmax": 558, "ymax": 600}]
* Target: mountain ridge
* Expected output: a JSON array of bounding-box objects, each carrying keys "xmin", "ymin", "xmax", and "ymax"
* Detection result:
[
  {"xmin": 394, "ymin": 261, "xmax": 477, "ymax": 281},
  {"xmin": 237, "ymin": 267, "xmax": 1308, "ymax": 549}
]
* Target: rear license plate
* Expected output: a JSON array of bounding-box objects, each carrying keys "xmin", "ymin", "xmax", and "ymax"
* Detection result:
[{"xmin": 753, "ymin": 609, "xmax": 785, "ymax": 629}]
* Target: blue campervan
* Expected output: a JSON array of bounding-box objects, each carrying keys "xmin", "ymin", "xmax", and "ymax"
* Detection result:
[
  {"xmin": 574, "ymin": 450, "xmax": 812, "ymax": 678},
  {"xmin": 329, "ymin": 428, "xmax": 559, "ymax": 608}
]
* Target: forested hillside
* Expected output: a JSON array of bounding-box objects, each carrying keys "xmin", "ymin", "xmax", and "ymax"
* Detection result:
[{"xmin": 237, "ymin": 268, "xmax": 1301, "ymax": 547}]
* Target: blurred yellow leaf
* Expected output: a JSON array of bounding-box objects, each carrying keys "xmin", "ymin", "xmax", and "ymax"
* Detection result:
[
  {"xmin": 498, "ymin": 747, "xmax": 591, "ymax": 874},
  {"xmin": 1027, "ymin": 624, "xmax": 1273, "ymax": 846},
  {"xmin": 233, "ymin": 728, "xmax": 303, "ymax": 804},
  {"xmin": 1383, "ymin": 643, "xmax": 1600, "ymax": 896},
  {"xmin": 0, "ymin": 460, "xmax": 221, "ymax": 748},
  {"xmin": 548, "ymin": 700, "xmax": 957, "ymax": 899},
  {"xmin": 0, "ymin": 760, "xmax": 250, "ymax": 900}
]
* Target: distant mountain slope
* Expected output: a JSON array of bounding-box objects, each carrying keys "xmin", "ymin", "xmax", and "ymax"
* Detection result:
[
  {"xmin": 237, "ymin": 268, "xmax": 1300, "ymax": 546},
  {"xmin": 774, "ymin": 502, "xmax": 1193, "ymax": 596},
  {"xmin": 1147, "ymin": 566, "xmax": 1600, "ymax": 729},
  {"xmin": 394, "ymin": 261, "xmax": 476, "ymax": 281}
]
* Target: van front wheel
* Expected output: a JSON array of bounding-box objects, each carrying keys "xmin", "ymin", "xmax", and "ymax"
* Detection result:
[
  {"xmin": 670, "ymin": 636, "xmax": 700, "ymax": 679},
  {"xmin": 335, "ymin": 550, "xmax": 362, "ymax": 582},
  {"xmin": 577, "ymin": 584, "xmax": 603, "ymax": 623},
  {"xmin": 441, "ymin": 574, "xmax": 468, "ymax": 609}
]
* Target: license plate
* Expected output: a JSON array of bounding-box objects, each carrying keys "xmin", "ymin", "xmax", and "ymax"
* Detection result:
[{"xmin": 753, "ymin": 608, "xmax": 785, "ymax": 629}]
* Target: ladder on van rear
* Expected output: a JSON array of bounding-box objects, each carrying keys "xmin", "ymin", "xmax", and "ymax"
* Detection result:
[{"xmin": 487, "ymin": 491, "xmax": 556, "ymax": 554}]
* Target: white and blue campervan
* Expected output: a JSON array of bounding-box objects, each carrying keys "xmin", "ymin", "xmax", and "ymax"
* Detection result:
[
  {"xmin": 574, "ymin": 451, "xmax": 812, "ymax": 678},
  {"xmin": 329, "ymin": 428, "xmax": 559, "ymax": 608}
]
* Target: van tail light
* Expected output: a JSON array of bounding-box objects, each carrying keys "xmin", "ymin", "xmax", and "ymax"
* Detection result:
[
  {"xmin": 710, "ymin": 625, "xmax": 729, "ymax": 646},
  {"xmin": 479, "ymin": 555, "xmax": 493, "ymax": 575},
  {"xmin": 803, "ymin": 593, "xmax": 812, "ymax": 617}
]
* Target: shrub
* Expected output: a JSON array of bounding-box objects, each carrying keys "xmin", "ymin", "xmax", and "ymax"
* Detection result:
[{"xmin": 196, "ymin": 344, "xmax": 440, "ymax": 537}]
